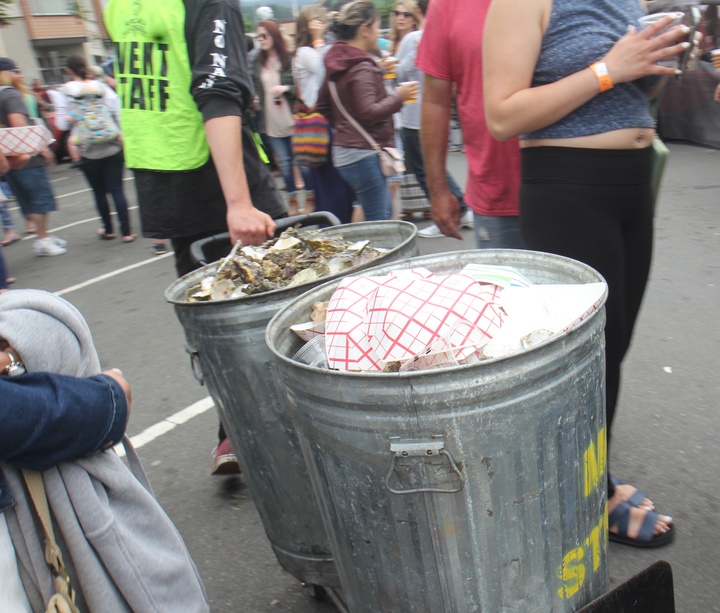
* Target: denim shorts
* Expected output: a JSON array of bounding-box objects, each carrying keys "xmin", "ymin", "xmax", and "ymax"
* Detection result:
[{"xmin": 6, "ymin": 165, "xmax": 57, "ymax": 215}]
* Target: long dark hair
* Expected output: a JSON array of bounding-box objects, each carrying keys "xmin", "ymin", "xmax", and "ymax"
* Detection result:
[
  {"xmin": 258, "ymin": 21, "xmax": 292, "ymax": 71},
  {"xmin": 66, "ymin": 54, "xmax": 89, "ymax": 80},
  {"xmin": 330, "ymin": 1, "xmax": 378, "ymax": 41}
]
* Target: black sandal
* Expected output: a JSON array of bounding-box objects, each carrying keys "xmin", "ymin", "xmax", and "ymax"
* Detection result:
[{"xmin": 608, "ymin": 500, "xmax": 674, "ymax": 548}]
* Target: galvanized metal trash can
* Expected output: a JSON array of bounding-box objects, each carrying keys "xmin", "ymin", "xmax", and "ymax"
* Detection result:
[
  {"xmin": 266, "ymin": 250, "xmax": 610, "ymax": 612},
  {"xmin": 165, "ymin": 221, "xmax": 418, "ymax": 590}
]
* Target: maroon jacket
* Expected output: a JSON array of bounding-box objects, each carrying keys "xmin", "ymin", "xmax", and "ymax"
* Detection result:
[{"xmin": 317, "ymin": 41, "xmax": 403, "ymax": 150}]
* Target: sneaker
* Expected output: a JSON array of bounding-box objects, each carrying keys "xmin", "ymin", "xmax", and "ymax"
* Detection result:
[
  {"xmin": 418, "ymin": 223, "xmax": 445, "ymax": 238},
  {"xmin": 33, "ymin": 237, "xmax": 67, "ymax": 256},
  {"xmin": 210, "ymin": 438, "xmax": 241, "ymax": 475},
  {"xmin": 152, "ymin": 242, "xmax": 168, "ymax": 256},
  {"xmin": 418, "ymin": 210, "xmax": 473, "ymax": 238},
  {"xmin": 49, "ymin": 235, "xmax": 67, "ymax": 248}
]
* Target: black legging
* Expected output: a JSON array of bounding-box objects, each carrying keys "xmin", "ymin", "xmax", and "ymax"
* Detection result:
[
  {"xmin": 520, "ymin": 146, "xmax": 654, "ymax": 497},
  {"xmin": 81, "ymin": 150, "xmax": 132, "ymax": 237}
]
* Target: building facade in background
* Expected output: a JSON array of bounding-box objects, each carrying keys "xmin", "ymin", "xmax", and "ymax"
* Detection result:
[{"xmin": 0, "ymin": 0, "xmax": 111, "ymax": 83}]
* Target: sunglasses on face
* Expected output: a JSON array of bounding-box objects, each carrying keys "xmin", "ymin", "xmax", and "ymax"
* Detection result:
[
  {"xmin": 393, "ymin": 10, "xmax": 412, "ymax": 18},
  {"xmin": 257, "ymin": 33, "xmax": 268, "ymax": 40}
]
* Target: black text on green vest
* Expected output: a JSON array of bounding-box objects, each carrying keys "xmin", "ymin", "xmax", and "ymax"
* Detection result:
[{"xmin": 104, "ymin": 0, "xmax": 209, "ymax": 171}]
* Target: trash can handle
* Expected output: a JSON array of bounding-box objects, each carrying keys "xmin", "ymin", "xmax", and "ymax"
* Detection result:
[
  {"xmin": 189, "ymin": 211, "xmax": 342, "ymax": 266},
  {"xmin": 385, "ymin": 437, "xmax": 465, "ymax": 495},
  {"xmin": 185, "ymin": 344, "xmax": 205, "ymax": 386}
]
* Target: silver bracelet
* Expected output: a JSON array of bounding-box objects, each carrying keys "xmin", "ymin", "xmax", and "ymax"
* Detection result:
[{"xmin": 1, "ymin": 350, "xmax": 26, "ymax": 377}]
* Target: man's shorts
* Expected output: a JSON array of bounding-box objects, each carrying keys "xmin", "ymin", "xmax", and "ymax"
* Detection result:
[{"xmin": 6, "ymin": 165, "xmax": 57, "ymax": 216}]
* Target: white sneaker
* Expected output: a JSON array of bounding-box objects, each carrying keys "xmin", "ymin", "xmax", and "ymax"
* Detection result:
[
  {"xmin": 49, "ymin": 235, "xmax": 67, "ymax": 248},
  {"xmin": 418, "ymin": 210, "xmax": 474, "ymax": 238},
  {"xmin": 460, "ymin": 209, "xmax": 474, "ymax": 229},
  {"xmin": 33, "ymin": 237, "xmax": 67, "ymax": 256},
  {"xmin": 418, "ymin": 224, "xmax": 445, "ymax": 238}
]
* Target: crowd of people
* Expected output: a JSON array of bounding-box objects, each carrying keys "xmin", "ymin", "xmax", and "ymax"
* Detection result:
[{"xmin": 0, "ymin": 0, "xmax": 709, "ymax": 607}]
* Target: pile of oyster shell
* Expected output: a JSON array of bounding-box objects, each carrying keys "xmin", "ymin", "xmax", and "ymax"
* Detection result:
[{"xmin": 186, "ymin": 227, "xmax": 389, "ymax": 302}]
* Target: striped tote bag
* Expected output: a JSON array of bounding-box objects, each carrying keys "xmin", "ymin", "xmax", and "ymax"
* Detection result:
[{"xmin": 292, "ymin": 98, "xmax": 330, "ymax": 168}]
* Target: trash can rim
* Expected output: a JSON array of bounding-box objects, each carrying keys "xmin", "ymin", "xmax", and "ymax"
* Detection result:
[
  {"xmin": 265, "ymin": 248, "xmax": 608, "ymax": 378},
  {"xmin": 164, "ymin": 220, "xmax": 418, "ymax": 306}
]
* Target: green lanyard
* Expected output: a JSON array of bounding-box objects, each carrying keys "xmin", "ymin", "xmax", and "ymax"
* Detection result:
[{"xmin": 251, "ymin": 130, "xmax": 270, "ymax": 164}]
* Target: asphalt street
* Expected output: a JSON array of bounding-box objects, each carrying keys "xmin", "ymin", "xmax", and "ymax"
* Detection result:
[{"xmin": 2, "ymin": 143, "xmax": 718, "ymax": 612}]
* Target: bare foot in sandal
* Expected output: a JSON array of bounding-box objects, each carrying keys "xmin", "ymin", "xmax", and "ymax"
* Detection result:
[
  {"xmin": 1, "ymin": 232, "xmax": 21, "ymax": 246},
  {"xmin": 610, "ymin": 475, "xmax": 654, "ymax": 510},
  {"xmin": 97, "ymin": 229, "xmax": 117, "ymax": 240},
  {"xmin": 608, "ymin": 496, "xmax": 673, "ymax": 548}
]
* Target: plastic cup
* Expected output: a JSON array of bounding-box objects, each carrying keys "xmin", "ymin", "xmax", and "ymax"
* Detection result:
[
  {"xmin": 638, "ymin": 11, "xmax": 684, "ymax": 32},
  {"xmin": 383, "ymin": 55, "xmax": 397, "ymax": 80},
  {"xmin": 638, "ymin": 12, "xmax": 684, "ymax": 67},
  {"xmin": 712, "ymin": 50, "xmax": 720, "ymax": 70},
  {"xmin": 399, "ymin": 81, "xmax": 419, "ymax": 104},
  {"xmin": 292, "ymin": 335, "xmax": 329, "ymax": 369}
]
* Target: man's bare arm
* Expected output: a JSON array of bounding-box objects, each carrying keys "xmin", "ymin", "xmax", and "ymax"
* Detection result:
[
  {"xmin": 421, "ymin": 75, "xmax": 462, "ymax": 239},
  {"xmin": 204, "ymin": 116, "xmax": 276, "ymax": 246}
]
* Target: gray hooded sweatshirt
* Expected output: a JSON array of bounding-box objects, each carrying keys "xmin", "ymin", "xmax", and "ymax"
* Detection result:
[{"xmin": 0, "ymin": 290, "xmax": 209, "ymax": 613}]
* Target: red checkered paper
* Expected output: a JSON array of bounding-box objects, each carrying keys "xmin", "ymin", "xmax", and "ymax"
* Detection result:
[
  {"xmin": 325, "ymin": 268, "xmax": 505, "ymax": 371},
  {"xmin": 0, "ymin": 125, "xmax": 55, "ymax": 156},
  {"xmin": 290, "ymin": 321, "xmax": 325, "ymax": 342}
]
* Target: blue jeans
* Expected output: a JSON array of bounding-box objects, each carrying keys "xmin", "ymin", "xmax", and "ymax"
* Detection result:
[
  {"xmin": 473, "ymin": 214, "xmax": 525, "ymax": 250},
  {"xmin": 0, "ymin": 178, "xmax": 14, "ymax": 199},
  {"xmin": 266, "ymin": 135, "xmax": 311, "ymax": 194},
  {"xmin": 0, "ymin": 249, "xmax": 8, "ymax": 289},
  {"xmin": 6, "ymin": 165, "xmax": 57, "ymax": 216},
  {"xmin": 336, "ymin": 153, "xmax": 392, "ymax": 221},
  {"xmin": 1, "ymin": 199, "xmax": 15, "ymax": 231},
  {"xmin": 401, "ymin": 127, "xmax": 466, "ymax": 210}
]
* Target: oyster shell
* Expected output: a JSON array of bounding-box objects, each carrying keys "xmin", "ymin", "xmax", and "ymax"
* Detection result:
[{"xmin": 184, "ymin": 226, "xmax": 388, "ymax": 302}]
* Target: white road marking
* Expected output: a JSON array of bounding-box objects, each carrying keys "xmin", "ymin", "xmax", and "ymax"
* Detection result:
[
  {"xmin": 51, "ymin": 205, "xmax": 140, "ymax": 232},
  {"xmin": 115, "ymin": 396, "xmax": 215, "ymax": 457},
  {"xmin": 55, "ymin": 251, "xmax": 174, "ymax": 296},
  {"xmin": 19, "ymin": 206, "xmax": 141, "ymax": 241},
  {"xmin": 50, "ymin": 177, "xmax": 67, "ymax": 183},
  {"xmin": 56, "ymin": 188, "xmax": 91, "ymax": 199},
  {"xmin": 32, "ymin": 175, "xmax": 131, "ymax": 200}
]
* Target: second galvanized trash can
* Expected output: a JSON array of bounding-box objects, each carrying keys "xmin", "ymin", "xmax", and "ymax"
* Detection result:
[
  {"xmin": 266, "ymin": 250, "xmax": 610, "ymax": 612},
  {"xmin": 165, "ymin": 220, "xmax": 417, "ymax": 592}
]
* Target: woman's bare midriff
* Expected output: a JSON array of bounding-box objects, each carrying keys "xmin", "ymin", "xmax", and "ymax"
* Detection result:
[{"xmin": 521, "ymin": 127, "xmax": 656, "ymax": 150}]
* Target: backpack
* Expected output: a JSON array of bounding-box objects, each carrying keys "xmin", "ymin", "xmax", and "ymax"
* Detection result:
[{"xmin": 67, "ymin": 87, "xmax": 119, "ymax": 149}]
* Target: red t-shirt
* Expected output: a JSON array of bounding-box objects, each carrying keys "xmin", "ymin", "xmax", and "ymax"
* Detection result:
[{"xmin": 416, "ymin": 0, "xmax": 520, "ymax": 216}]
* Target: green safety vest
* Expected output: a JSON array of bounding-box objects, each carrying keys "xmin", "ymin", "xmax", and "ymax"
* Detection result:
[{"xmin": 104, "ymin": 0, "xmax": 209, "ymax": 171}]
